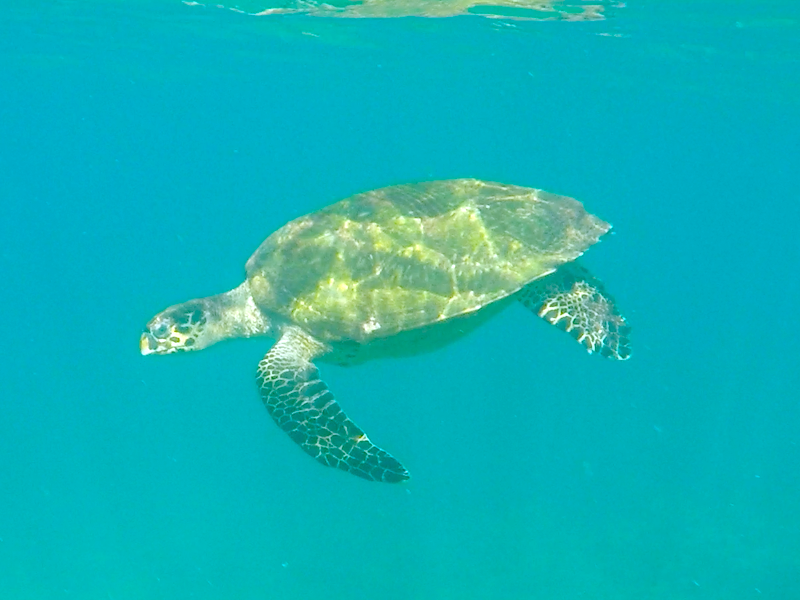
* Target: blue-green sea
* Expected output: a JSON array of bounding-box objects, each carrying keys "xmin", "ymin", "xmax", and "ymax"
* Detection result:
[{"xmin": 2, "ymin": 2, "xmax": 799, "ymax": 598}]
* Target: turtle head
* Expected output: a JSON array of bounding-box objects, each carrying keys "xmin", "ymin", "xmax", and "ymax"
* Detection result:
[
  {"xmin": 140, "ymin": 299, "xmax": 211, "ymax": 355},
  {"xmin": 140, "ymin": 283, "xmax": 272, "ymax": 356}
]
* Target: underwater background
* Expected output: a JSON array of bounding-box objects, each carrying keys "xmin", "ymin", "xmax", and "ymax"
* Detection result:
[{"xmin": 1, "ymin": 1, "xmax": 799, "ymax": 598}]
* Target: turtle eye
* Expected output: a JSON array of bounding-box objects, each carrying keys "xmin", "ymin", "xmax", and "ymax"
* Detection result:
[{"xmin": 152, "ymin": 321, "xmax": 171, "ymax": 339}]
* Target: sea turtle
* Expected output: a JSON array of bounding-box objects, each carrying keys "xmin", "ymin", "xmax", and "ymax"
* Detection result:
[{"xmin": 140, "ymin": 179, "xmax": 630, "ymax": 483}]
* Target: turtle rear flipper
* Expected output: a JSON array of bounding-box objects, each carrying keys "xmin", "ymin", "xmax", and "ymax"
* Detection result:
[
  {"xmin": 516, "ymin": 262, "xmax": 632, "ymax": 360},
  {"xmin": 257, "ymin": 327, "xmax": 410, "ymax": 483}
]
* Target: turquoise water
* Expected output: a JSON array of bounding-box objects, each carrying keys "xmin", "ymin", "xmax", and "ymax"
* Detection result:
[{"xmin": 2, "ymin": 2, "xmax": 799, "ymax": 598}]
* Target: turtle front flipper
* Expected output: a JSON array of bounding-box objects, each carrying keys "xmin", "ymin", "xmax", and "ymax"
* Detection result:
[
  {"xmin": 516, "ymin": 262, "xmax": 632, "ymax": 360},
  {"xmin": 257, "ymin": 326, "xmax": 409, "ymax": 483}
]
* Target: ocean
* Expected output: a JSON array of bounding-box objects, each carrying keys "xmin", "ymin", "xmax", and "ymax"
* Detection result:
[{"xmin": 1, "ymin": 1, "xmax": 798, "ymax": 598}]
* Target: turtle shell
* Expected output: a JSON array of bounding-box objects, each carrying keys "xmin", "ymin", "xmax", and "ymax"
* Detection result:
[{"xmin": 246, "ymin": 179, "xmax": 610, "ymax": 343}]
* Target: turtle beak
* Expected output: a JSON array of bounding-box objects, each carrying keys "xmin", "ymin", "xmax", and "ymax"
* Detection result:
[{"xmin": 140, "ymin": 332, "xmax": 157, "ymax": 355}]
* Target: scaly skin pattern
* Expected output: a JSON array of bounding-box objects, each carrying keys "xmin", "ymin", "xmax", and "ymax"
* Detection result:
[
  {"xmin": 516, "ymin": 262, "xmax": 632, "ymax": 360},
  {"xmin": 256, "ymin": 326, "xmax": 409, "ymax": 483}
]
